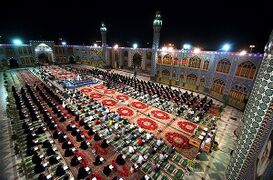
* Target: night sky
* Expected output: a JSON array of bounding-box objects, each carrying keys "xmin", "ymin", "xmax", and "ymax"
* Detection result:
[{"xmin": 0, "ymin": 0, "xmax": 272, "ymax": 52}]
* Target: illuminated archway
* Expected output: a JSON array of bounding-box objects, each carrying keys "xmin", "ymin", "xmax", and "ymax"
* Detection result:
[{"xmin": 35, "ymin": 43, "xmax": 54, "ymax": 64}]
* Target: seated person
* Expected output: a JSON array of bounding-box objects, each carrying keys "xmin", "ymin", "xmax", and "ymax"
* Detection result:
[
  {"xmin": 167, "ymin": 145, "xmax": 175, "ymax": 155},
  {"xmin": 93, "ymin": 155, "xmax": 104, "ymax": 166},
  {"xmin": 136, "ymin": 138, "xmax": 144, "ymax": 146},
  {"xmin": 94, "ymin": 133, "xmax": 101, "ymax": 141},
  {"xmin": 103, "ymin": 165, "xmax": 114, "ymax": 177},
  {"xmin": 137, "ymin": 154, "xmax": 146, "ymax": 165},
  {"xmin": 156, "ymin": 138, "xmax": 164, "ymax": 147},
  {"xmin": 145, "ymin": 133, "xmax": 153, "ymax": 141},
  {"xmin": 128, "ymin": 145, "xmax": 135, "ymax": 154},
  {"xmin": 101, "ymin": 139, "xmax": 109, "ymax": 149},
  {"xmin": 77, "ymin": 166, "xmax": 91, "ymax": 179},
  {"xmin": 116, "ymin": 154, "xmax": 126, "ymax": 165}
]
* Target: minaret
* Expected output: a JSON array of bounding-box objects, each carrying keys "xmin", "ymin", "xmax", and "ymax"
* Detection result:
[
  {"xmin": 151, "ymin": 11, "xmax": 162, "ymax": 80},
  {"xmin": 225, "ymin": 30, "xmax": 273, "ymax": 179},
  {"xmin": 100, "ymin": 22, "xmax": 109, "ymax": 65}
]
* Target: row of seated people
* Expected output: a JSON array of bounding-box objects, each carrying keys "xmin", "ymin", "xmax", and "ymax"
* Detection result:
[
  {"xmin": 62, "ymin": 66, "xmax": 213, "ymax": 123},
  {"xmin": 35, "ymin": 72, "xmax": 149, "ymax": 179},
  {"xmin": 12, "ymin": 84, "xmax": 72, "ymax": 179},
  {"xmin": 58, "ymin": 84, "xmax": 178, "ymax": 178}
]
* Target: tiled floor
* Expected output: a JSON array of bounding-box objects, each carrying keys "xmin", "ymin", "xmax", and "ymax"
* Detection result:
[{"xmin": 0, "ymin": 72, "xmax": 17, "ymax": 180}]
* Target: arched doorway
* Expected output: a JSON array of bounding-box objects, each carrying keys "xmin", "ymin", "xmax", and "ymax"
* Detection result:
[
  {"xmin": 9, "ymin": 58, "xmax": 19, "ymax": 69},
  {"xmin": 38, "ymin": 53, "xmax": 50, "ymax": 64},
  {"xmin": 210, "ymin": 79, "xmax": 226, "ymax": 100},
  {"xmin": 69, "ymin": 56, "xmax": 76, "ymax": 64},
  {"xmin": 132, "ymin": 53, "xmax": 142, "ymax": 68},
  {"xmin": 35, "ymin": 43, "xmax": 54, "ymax": 65}
]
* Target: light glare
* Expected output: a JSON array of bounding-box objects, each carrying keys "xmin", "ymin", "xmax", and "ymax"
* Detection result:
[
  {"xmin": 239, "ymin": 50, "xmax": 247, "ymax": 56},
  {"xmin": 193, "ymin": 48, "xmax": 201, "ymax": 53},
  {"xmin": 183, "ymin": 44, "xmax": 191, "ymax": 50},
  {"xmin": 133, "ymin": 43, "xmax": 138, "ymax": 49},
  {"xmin": 222, "ymin": 44, "xmax": 231, "ymax": 51},
  {"xmin": 12, "ymin": 39, "xmax": 23, "ymax": 46}
]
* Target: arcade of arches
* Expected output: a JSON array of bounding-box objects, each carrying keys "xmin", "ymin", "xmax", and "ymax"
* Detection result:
[{"xmin": 155, "ymin": 57, "xmax": 257, "ymax": 110}]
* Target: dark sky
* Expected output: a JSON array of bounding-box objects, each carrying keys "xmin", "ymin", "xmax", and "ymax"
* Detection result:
[{"xmin": 0, "ymin": 0, "xmax": 272, "ymax": 52}]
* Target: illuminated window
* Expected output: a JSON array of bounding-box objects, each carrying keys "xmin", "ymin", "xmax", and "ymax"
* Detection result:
[
  {"xmin": 203, "ymin": 60, "xmax": 209, "ymax": 70},
  {"xmin": 188, "ymin": 56, "xmax": 201, "ymax": 68},
  {"xmin": 186, "ymin": 74, "xmax": 197, "ymax": 84},
  {"xmin": 216, "ymin": 58, "xmax": 231, "ymax": 73},
  {"xmin": 181, "ymin": 58, "xmax": 188, "ymax": 66},
  {"xmin": 235, "ymin": 61, "xmax": 256, "ymax": 79},
  {"xmin": 163, "ymin": 54, "xmax": 172, "ymax": 64},
  {"xmin": 200, "ymin": 78, "xmax": 205, "ymax": 86},
  {"xmin": 157, "ymin": 55, "xmax": 162, "ymax": 63},
  {"xmin": 229, "ymin": 84, "xmax": 248, "ymax": 102},
  {"xmin": 173, "ymin": 58, "xmax": 179, "ymax": 65},
  {"xmin": 211, "ymin": 79, "xmax": 225, "ymax": 95}
]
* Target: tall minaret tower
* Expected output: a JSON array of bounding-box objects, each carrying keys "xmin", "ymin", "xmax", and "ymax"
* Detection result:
[
  {"xmin": 100, "ymin": 22, "xmax": 109, "ymax": 65},
  {"xmin": 151, "ymin": 11, "xmax": 162, "ymax": 80},
  {"xmin": 225, "ymin": 30, "xmax": 273, "ymax": 179}
]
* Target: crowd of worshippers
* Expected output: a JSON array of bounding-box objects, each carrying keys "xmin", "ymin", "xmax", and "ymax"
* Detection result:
[
  {"xmin": 37, "ymin": 71, "xmax": 178, "ymax": 179},
  {"xmin": 63, "ymin": 66, "xmax": 213, "ymax": 123},
  {"xmin": 58, "ymin": 85, "xmax": 177, "ymax": 175},
  {"xmin": 12, "ymin": 84, "xmax": 72, "ymax": 179}
]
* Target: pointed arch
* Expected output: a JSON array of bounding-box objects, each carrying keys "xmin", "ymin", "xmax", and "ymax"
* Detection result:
[
  {"xmin": 235, "ymin": 61, "xmax": 256, "ymax": 79},
  {"xmin": 132, "ymin": 52, "xmax": 142, "ymax": 68},
  {"xmin": 163, "ymin": 54, "xmax": 172, "ymax": 64},
  {"xmin": 186, "ymin": 74, "xmax": 197, "ymax": 84},
  {"xmin": 189, "ymin": 55, "xmax": 201, "ymax": 68},
  {"xmin": 229, "ymin": 84, "xmax": 248, "ymax": 103},
  {"xmin": 203, "ymin": 60, "xmax": 209, "ymax": 70},
  {"xmin": 199, "ymin": 78, "xmax": 205, "ymax": 86},
  {"xmin": 216, "ymin": 58, "xmax": 231, "ymax": 73},
  {"xmin": 211, "ymin": 79, "xmax": 226, "ymax": 95}
]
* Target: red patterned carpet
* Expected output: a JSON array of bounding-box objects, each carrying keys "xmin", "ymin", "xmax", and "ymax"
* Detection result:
[
  {"xmin": 117, "ymin": 107, "xmax": 135, "ymax": 117},
  {"xmin": 177, "ymin": 121, "xmax": 197, "ymax": 135},
  {"xmin": 101, "ymin": 99, "xmax": 117, "ymax": 107},
  {"xmin": 79, "ymin": 83, "xmax": 203, "ymax": 159},
  {"xmin": 137, "ymin": 117, "xmax": 158, "ymax": 131},
  {"xmin": 89, "ymin": 93, "xmax": 103, "ymax": 99},
  {"xmin": 131, "ymin": 101, "xmax": 148, "ymax": 109},
  {"xmin": 116, "ymin": 95, "xmax": 129, "ymax": 101}
]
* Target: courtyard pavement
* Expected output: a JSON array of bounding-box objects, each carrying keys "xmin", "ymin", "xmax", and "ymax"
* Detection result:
[{"xmin": 0, "ymin": 72, "xmax": 17, "ymax": 180}]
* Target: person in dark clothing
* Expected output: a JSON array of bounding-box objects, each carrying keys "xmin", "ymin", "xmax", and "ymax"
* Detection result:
[
  {"xmin": 103, "ymin": 165, "xmax": 114, "ymax": 177},
  {"xmin": 116, "ymin": 154, "xmax": 126, "ymax": 165},
  {"xmin": 93, "ymin": 155, "xmax": 103, "ymax": 166},
  {"xmin": 101, "ymin": 139, "xmax": 109, "ymax": 149}
]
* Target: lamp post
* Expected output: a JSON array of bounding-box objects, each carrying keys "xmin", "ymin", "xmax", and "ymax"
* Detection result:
[{"xmin": 249, "ymin": 45, "xmax": 255, "ymax": 53}]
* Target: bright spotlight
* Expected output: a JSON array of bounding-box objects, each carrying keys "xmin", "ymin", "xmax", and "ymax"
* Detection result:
[
  {"xmin": 12, "ymin": 39, "xmax": 23, "ymax": 46},
  {"xmin": 183, "ymin": 44, "xmax": 191, "ymax": 50},
  {"xmin": 114, "ymin": 44, "xmax": 119, "ymax": 49},
  {"xmin": 221, "ymin": 44, "xmax": 231, "ymax": 51},
  {"xmin": 133, "ymin": 43, "xmax": 138, "ymax": 49},
  {"xmin": 162, "ymin": 46, "xmax": 167, "ymax": 51},
  {"xmin": 61, "ymin": 41, "xmax": 67, "ymax": 45},
  {"xmin": 239, "ymin": 50, "xmax": 247, "ymax": 56},
  {"xmin": 168, "ymin": 47, "xmax": 174, "ymax": 51},
  {"xmin": 94, "ymin": 43, "xmax": 98, "ymax": 47},
  {"xmin": 193, "ymin": 48, "xmax": 201, "ymax": 53}
]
